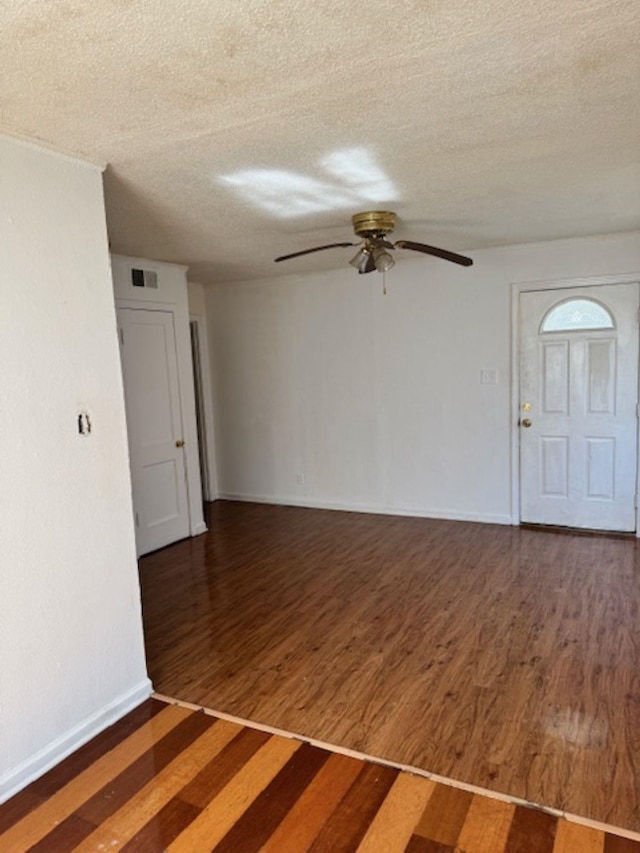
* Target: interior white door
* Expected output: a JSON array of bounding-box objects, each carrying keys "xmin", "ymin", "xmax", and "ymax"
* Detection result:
[
  {"xmin": 520, "ymin": 283, "xmax": 639, "ymax": 531},
  {"xmin": 118, "ymin": 308, "xmax": 190, "ymax": 555}
]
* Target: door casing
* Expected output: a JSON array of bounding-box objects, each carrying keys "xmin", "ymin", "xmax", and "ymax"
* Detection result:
[{"xmin": 189, "ymin": 313, "xmax": 219, "ymax": 502}]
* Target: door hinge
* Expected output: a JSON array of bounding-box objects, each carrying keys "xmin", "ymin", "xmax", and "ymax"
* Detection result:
[
  {"xmin": 119, "ymin": 327, "xmax": 124, "ymax": 346},
  {"xmin": 135, "ymin": 511, "xmax": 139, "ymax": 527},
  {"xmin": 637, "ymin": 403, "xmax": 640, "ymax": 418}
]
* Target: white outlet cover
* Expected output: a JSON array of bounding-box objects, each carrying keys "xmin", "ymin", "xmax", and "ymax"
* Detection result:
[{"xmin": 480, "ymin": 368, "xmax": 498, "ymax": 385}]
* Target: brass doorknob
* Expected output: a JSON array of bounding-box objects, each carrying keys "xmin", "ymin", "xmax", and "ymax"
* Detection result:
[
  {"xmin": 521, "ymin": 418, "xmax": 532, "ymax": 428},
  {"xmin": 175, "ymin": 439, "xmax": 185, "ymax": 448}
]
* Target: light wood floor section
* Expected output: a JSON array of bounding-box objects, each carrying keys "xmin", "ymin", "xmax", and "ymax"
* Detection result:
[
  {"xmin": 2, "ymin": 697, "xmax": 639, "ymax": 852},
  {"xmin": 140, "ymin": 500, "xmax": 640, "ymax": 832}
]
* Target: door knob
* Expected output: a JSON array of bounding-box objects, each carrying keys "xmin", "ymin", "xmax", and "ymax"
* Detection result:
[
  {"xmin": 521, "ymin": 418, "xmax": 532, "ymax": 428},
  {"xmin": 175, "ymin": 439, "xmax": 185, "ymax": 448}
]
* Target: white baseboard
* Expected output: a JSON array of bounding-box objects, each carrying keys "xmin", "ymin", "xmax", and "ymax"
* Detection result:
[
  {"xmin": 191, "ymin": 520, "xmax": 208, "ymax": 536},
  {"xmin": 0, "ymin": 677, "xmax": 153, "ymax": 804},
  {"xmin": 217, "ymin": 492, "xmax": 512, "ymax": 526}
]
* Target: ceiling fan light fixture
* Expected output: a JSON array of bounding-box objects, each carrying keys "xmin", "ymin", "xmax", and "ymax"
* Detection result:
[{"xmin": 349, "ymin": 246, "xmax": 370, "ymax": 270}]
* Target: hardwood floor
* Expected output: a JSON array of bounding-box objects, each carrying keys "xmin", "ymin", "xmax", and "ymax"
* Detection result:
[
  {"xmin": 2, "ymin": 697, "xmax": 638, "ymax": 852},
  {"xmin": 139, "ymin": 501, "xmax": 640, "ymax": 832}
]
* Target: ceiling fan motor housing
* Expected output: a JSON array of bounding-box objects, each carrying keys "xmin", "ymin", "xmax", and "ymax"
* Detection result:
[{"xmin": 352, "ymin": 211, "xmax": 396, "ymax": 237}]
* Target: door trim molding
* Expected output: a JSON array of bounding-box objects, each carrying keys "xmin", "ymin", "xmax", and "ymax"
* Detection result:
[
  {"xmin": 190, "ymin": 314, "xmax": 219, "ymax": 501},
  {"xmin": 510, "ymin": 272, "xmax": 640, "ymax": 536}
]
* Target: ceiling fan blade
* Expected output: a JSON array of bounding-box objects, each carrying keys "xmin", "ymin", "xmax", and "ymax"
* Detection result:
[
  {"xmin": 274, "ymin": 242, "xmax": 355, "ymax": 262},
  {"xmin": 395, "ymin": 240, "xmax": 473, "ymax": 267},
  {"xmin": 359, "ymin": 253, "xmax": 377, "ymax": 274}
]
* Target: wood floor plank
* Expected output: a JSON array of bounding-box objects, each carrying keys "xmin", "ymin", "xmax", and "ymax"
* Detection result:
[
  {"xmin": 260, "ymin": 752, "xmax": 364, "ymax": 853},
  {"xmin": 166, "ymin": 734, "xmax": 300, "ymax": 852},
  {"xmin": 27, "ymin": 813, "xmax": 98, "ymax": 852},
  {"xmin": 308, "ymin": 762, "xmax": 399, "ymax": 852},
  {"xmin": 179, "ymin": 725, "xmax": 271, "ymax": 809},
  {"xmin": 504, "ymin": 805, "xmax": 558, "ymax": 853},
  {"xmin": 356, "ymin": 773, "xmax": 436, "ymax": 853},
  {"xmin": 553, "ymin": 819, "xmax": 604, "ymax": 852},
  {"xmin": 414, "ymin": 782, "xmax": 473, "ymax": 844},
  {"xmin": 120, "ymin": 798, "xmax": 201, "ymax": 853},
  {"xmin": 604, "ymin": 835, "xmax": 640, "ymax": 852},
  {"xmin": 72, "ymin": 718, "xmax": 241, "ymax": 852},
  {"xmin": 0, "ymin": 790, "xmax": 44, "ymax": 837},
  {"xmin": 0, "ymin": 704, "xmax": 190, "ymax": 853},
  {"xmin": 404, "ymin": 836, "xmax": 454, "ymax": 853},
  {"xmin": 455, "ymin": 793, "xmax": 516, "ymax": 852}
]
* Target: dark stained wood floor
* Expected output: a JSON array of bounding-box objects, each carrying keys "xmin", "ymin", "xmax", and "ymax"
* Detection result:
[
  {"xmin": 139, "ymin": 501, "xmax": 640, "ymax": 832},
  {"xmin": 4, "ymin": 697, "xmax": 637, "ymax": 852}
]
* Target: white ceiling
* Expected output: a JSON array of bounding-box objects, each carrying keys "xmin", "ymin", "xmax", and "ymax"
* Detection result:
[{"xmin": 3, "ymin": 0, "xmax": 639, "ymax": 283}]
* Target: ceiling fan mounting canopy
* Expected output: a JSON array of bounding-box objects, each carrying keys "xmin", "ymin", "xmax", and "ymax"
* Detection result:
[
  {"xmin": 274, "ymin": 210, "xmax": 473, "ymax": 272},
  {"xmin": 351, "ymin": 210, "xmax": 397, "ymax": 237}
]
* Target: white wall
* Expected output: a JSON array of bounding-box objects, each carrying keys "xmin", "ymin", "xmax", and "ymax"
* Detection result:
[
  {"xmin": 0, "ymin": 136, "xmax": 150, "ymax": 801},
  {"xmin": 188, "ymin": 280, "xmax": 207, "ymax": 317},
  {"xmin": 206, "ymin": 231, "xmax": 640, "ymax": 524}
]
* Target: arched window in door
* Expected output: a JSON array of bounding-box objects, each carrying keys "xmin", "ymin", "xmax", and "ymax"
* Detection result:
[{"xmin": 540, "ymin": 298, "xmax": 615, "ymax": 333}]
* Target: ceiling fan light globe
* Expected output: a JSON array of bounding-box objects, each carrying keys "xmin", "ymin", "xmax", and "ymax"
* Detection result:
[
  {"xmin": 349, "ymin": 247, "xmax": 370, "ymax": 269},
  {"xmin": 374, "ymin": 251, "xmax": 395, "ymax": 272},
  {"xmin": 358, "ymin": 253, "xmax": 373, "ymax": 273}
]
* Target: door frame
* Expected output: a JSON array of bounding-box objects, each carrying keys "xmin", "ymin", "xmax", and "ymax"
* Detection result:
[
  {"xmin": 189, "ymin": 314, "xmax": 218, "ymax": 501},
  {"xmin": 115, "ymin": 297, "xmax": 207, "ymax": 542},
  {"xmin": 112, "ymin": 252, "xmax": 208, "ymax": 547},
  {"xmin": 510, "ymin": 272, "xmax": 640, "ymax": 536}
]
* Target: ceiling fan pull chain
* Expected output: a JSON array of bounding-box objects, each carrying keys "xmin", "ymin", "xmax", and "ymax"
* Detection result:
[{"xmin": 382, "ymin": 269, "xmax": 387, "ymax": 296}]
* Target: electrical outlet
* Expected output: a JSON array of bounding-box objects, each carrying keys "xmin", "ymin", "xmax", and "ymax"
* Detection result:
[
  {"xmin": 480, "ymin": 368, "xmax": 498, "ymax": 385},
  {"xmin": 296, "ymin": 473, "xmax": 305, "ymax": 486}
]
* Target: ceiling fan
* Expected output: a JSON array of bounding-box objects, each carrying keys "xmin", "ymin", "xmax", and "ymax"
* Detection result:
[{"xmin": 274, "ymin": 211, "xmax": 473, "ymax": 274}]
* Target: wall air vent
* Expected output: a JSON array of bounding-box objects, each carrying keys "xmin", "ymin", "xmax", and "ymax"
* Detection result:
[{"xmin": 131, "ymin": 268, "xmax": 158, "ymax": 289}]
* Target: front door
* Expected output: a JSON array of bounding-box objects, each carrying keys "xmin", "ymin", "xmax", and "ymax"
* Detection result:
[
  {"xmin": 118, "ymin": 308, "xmax": 190, "ymax": 555},
  {"xmin": 519, "ymin": 283, "xmax": 639, "ymax": 531}
]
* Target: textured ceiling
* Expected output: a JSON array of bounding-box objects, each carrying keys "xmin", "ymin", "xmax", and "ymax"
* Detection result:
[{"xmin": 2, "ymin": 0, "xmax": 639, "ymax": 282}]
